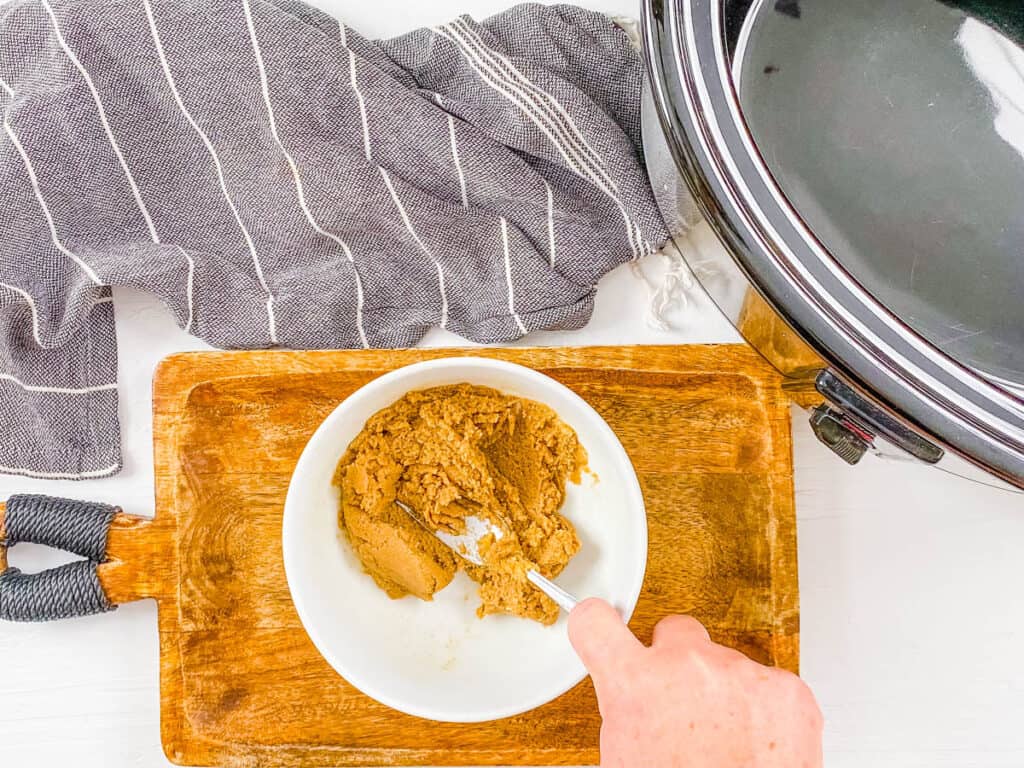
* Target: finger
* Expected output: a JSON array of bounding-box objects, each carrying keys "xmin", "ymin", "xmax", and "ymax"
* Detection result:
[
  {"xmin": 568, "ymin": 598, "xmax": 643, "ymax": 678},
  {"xmin": 651, "ymin": 614, "xmax": 711, "ymax": 650}
]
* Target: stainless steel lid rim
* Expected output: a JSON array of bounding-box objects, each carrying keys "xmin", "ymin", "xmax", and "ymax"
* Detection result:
[
  {"xmin": 682, "ymin": 12, "xmax": 1024, "ymax": 445},
  {"xmin": 642, "ymin": 0, "xmax": 1024, "ymax": 485}
]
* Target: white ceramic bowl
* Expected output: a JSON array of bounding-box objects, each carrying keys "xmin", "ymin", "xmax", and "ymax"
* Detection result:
[{"xmin": 282, "ymin": 357, "xmax": 647, "ymax": 722}]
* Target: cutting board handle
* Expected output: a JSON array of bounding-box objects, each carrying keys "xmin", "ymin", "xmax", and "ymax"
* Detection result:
[{"xmin": 0, "ymin": 494, "xmax": 172, "ymax": 621}]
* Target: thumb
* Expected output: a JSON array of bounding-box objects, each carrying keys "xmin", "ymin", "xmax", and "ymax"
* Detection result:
[{"xmin": 568, "ymin": 598, "xmax": 642, "ymax": 681}]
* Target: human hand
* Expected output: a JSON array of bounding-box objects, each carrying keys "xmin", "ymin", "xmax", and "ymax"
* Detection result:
[{"xmin": 568, "ymin": 598, "xmax": 823, "ymax": 767}]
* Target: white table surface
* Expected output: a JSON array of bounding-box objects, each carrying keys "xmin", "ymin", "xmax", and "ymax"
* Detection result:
[{"xmin": 2, "ymin": 2, "xmax": 1024, "ymax": 766}]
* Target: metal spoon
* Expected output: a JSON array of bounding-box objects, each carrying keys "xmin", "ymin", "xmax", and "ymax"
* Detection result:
[{"xmin": 395, "ymin": 500, "xmax": 579, "ymax": 613}]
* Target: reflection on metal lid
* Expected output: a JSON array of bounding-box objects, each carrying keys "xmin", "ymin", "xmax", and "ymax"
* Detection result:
[{"xmin": 735, "ymin": 0, "xmax": 1024, "ymax": 387}]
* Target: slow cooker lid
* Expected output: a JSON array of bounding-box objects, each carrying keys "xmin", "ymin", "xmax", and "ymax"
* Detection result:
[
  {"xmin": 733, "ymin": 0, "xmax": 1024, "ymax": 393},
  {"xmin": 643, "ymin": 0, "xmax": 1024, "ymax": 485}
]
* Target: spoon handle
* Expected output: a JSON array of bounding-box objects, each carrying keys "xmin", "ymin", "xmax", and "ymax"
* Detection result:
[{"xmin": 526, "ymin": 570, "xmax": 579, "ymax": 613}]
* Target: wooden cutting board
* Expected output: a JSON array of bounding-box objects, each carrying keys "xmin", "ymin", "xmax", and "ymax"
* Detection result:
[{"xmin": 93, "ymin": 345, "xmax": 798, "ymax": 766}]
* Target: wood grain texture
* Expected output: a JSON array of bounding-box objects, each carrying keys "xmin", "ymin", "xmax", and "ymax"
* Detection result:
[{"xmin": 120, "ymin": 345, "xmax": 795, "ymax": 766}]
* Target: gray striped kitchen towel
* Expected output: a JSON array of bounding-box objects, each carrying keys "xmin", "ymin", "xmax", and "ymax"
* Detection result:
[{"xmin": 0, "ymin": 0, "xmax": 667, "ymax": 480}]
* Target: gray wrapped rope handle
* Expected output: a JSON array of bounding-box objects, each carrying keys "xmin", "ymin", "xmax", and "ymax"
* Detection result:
[{"xmin": 0, "ymin": 494, "xmax": 119, "ymax": 621}]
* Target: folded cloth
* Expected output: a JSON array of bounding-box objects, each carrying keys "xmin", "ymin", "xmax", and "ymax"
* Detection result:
[{"xmin": 0, "ymin": 0, "xmax": 667, "ymax": 479}]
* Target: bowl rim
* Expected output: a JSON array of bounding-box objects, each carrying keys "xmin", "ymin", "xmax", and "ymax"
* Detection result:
[{"xmin": 281, "ymin": 356, "xmax": 648, "ymax": 722}]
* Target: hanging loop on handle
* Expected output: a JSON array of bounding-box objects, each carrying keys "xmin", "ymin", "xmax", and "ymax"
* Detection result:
[
  {"xmin": 0, "ymin": 494, "xmax": 119, "ymax": 622},
  {"xmin": 2, "ymin": 494, "xmax": 118, "ymax": 559},
  {"xmin": 0, "ymin": 561, "xmax": 115, "ymax": 621}
]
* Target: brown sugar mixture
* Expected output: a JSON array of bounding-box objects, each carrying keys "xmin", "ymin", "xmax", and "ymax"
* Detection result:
[{"xmin": 334, "ymin": 384, "xmax": 587, "ymax": 625}]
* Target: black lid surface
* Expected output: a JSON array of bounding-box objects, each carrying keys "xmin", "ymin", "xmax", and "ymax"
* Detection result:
[{"xmin": 735, "ymin": 0, "xmax": 1024, "ymax": 390}]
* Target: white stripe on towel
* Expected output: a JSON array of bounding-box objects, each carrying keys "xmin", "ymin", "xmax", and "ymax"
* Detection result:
[
  {"xmin": 434, "ymin": 93, "xmax": 469, "ymax": 207},
  {"xmin": 434, "ymin": 24, "xmax": 593, "ymax": 180},
  {"xmin": 500, "ymin": 217, "xmax": 528, "ymax": 335},
  {"xmin": 634, "ymin": 221, "xmax": 648, "ymax": 258},
  {"xmin": 0, "ymin": 100, "xmax": 102, "ymax": 284},
  {"xmin": 244, "ymin": 0, "xmax": 368, "ymax": 348},
  {"xmin": 177, "ymin": 246, "xmax": 195, "ymax": 333},
  {"xmin": 41, "ymin": 0, "xmax": 159, "ymax": 244},
  {"xmin": 442, "ymin": 20, "xmax": 635, "ymax": 223},
  {"xmin": 0, "ymin": 281, "xmax": 43, "ymax": 345},
  {"xmin": 544, "ymin": 181, "xmax": 556, "ymax": 268},
  {"xmin": 452, "ymin": 18, "xmax": 610, "ymax": 179},
  {"xmin": 0, "ymin": 372, "xmax": 117, "ymax": 394},
  {"xmin": 433, "ymin": 23, "xmax": 640, "ymax": 259},
  {"xmin": 444, "ymin": 20, "xmax": 646, "ymax": 257},
  {"xmin": 447, "ymin": 115, "xmax": 469, "ymax": 208},
  {"xmin": 339, "ymin": 240, "xmax": 368, "ymax": 347},
  {"xmin": 379, "ymin": 166, "xmax": 449, "ymax": 330},
  {"xmin": 348, "ymin": 49, "xmax": 372, "ymax": 162},
  {"xmin": 0, "ymin": 462, "xmax": 120, "ymax": 480},
  {"xmin": 144, "ymin": 0, "xmax": 281, "ymax": 339}
]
